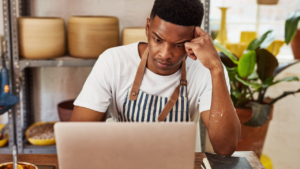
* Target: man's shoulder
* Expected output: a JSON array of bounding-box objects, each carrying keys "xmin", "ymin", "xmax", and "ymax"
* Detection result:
[{"xmin": 102, "ymin": 42, "xmax": 139, "ymax": 59}]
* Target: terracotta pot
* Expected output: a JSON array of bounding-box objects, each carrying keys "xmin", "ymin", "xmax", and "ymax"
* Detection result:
[
  {"xmin": 291, "ymin": 29, "xmax": 300, "ymax": 60},
  {"xmin": 58, "ymin": 100, "xmax": 108, "ymax": 122},
  {"xmin": 257, "ymin": 0, "xmax": 279, "ymax": 5},
  {"xmin": 57, "ymin": 100, "xmax": 75, "ymax": 121},
  {"xmin": 18, "ymin": 17, "xmax": 66, "ymax": 59},
  {"xmin": 235, "ymin": 107, "xmax": 273, "ymax": 158},
  {"xmin": 68, "ymin": 16, "xmax": 119, "ymax": 58}
]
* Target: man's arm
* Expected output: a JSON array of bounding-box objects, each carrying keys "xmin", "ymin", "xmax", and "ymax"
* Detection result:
[
  {"xmin": 185, "ymin": 27, "xmax": 240, "ymax": 156},
  {"xmin": 70, "ymin": 106, "xmax": 107, "ymax": 122},
  {"xmin": 201, "ymin": 68, "xmax": 241, "ymax": 156}
]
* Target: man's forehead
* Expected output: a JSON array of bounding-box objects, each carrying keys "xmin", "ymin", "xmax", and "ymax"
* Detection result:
[{"xmin": 150, "ymin": 16, "xmax": 194, "ymax": 40}]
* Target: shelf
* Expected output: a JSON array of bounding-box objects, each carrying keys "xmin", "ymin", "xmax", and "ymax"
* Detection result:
[
  {"xmin": 0, "ymin": 146, "xmax": 11, "ymax": 154},
  {"xmin": 23, "ymin": 142, "xmax": 56, "ymax": 154},
  {"xmin": 19, "ymin": 56, "xmax": 97, "ymax": 71}
]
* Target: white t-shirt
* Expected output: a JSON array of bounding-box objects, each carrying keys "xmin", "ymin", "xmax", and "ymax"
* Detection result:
[{"xmin": 74, "ymin": 42, "xmax": 230, "ymax": 121}]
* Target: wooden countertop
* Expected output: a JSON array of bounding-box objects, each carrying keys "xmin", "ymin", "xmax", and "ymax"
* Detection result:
[{"xmin": 0, "ymin": 151, "xmax": 265, "ymax": 169}]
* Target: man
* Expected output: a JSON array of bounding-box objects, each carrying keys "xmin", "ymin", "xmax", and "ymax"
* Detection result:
[{"xmin": 71, "ymin": 0, "xmax": 240, "ymax": 156}]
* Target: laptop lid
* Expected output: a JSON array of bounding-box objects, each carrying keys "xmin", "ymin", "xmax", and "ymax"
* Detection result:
[{"xmin": 55, "ymin": 122, "xmax": 196, "ymax": 169}]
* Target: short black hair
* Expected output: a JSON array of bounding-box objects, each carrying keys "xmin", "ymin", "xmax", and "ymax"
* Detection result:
[{"xmin": 150, "ymin": 0, "xmax": 204, "ymax": 27}]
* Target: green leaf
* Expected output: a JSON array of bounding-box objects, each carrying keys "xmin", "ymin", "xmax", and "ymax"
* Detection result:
[
  {"xmin": 227, "ymin": 67, "xmax": 238, "ymax": 82},
  {"xmin": 237, "ymin": 51, "xmax": 256, "ymax": 78},
  {"xmin": 260, "ymin": 31, "xmax": 276, "ymax": 49},
  {"xmin": 232, "ymin": 91, "xmax": 242, "ymax": 98},
  {"xmin": 235, "ymin": 75, "xmax": 262, "ymax": 90},
  {"xmin": 243, "ymin": 102, "xmax": 272, "ymax": 127},
  {"xmin": 247, "ymin": 30, "xmax": 274, "ymax": 50},
  {"xmin": 213, "ymin": 40, "xmax": 239, "ymax": 64},
  {"xmin": 285, "ymin": 10, "xmax": 300, "ymax": 44},
  {"xmin": 256, "ymin": 48, "xmax": 279, "ymax": 81},
  {"xmin": 248, "ymin": 71, "xmax": 259, "ymax": 80},
  {"xmin": 263, "ymin": 77, "xmax": 274, "ymax": 85},
  {"xmin": 271, "ymin": 76, "xmax": 299, "ymax": 86},
  {"xmin": 219, "ymin": 52, "xmax": 238, "ymax": 68}
]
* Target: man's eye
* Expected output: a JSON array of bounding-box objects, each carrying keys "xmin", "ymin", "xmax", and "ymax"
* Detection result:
[
  {"xmin": 154, "ymin": 38, "xmax": 161, "ymax": 42},
  {"xmin": 176, "ymin": 45, "xmax": 183, "ymax": 48}
]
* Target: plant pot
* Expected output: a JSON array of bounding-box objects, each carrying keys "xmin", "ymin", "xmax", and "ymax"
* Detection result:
[
  {"xmin": 18, "ymin": 17, "xmax": 66, "ymax": 59},
  {"xmin": 68, "ymin": 16, "xmax": 119, "ymax": 58},
  {"xmin": 257, "ymin": 0, "xmax": 279, "ymax": 5},
  {"xmin": 235, "ymin": 107, "xmax": 273, "ymax": 158},
  {"xmin": 58, "ymin": 100, "xmax": 75, "ymax": 122},
  {"xmin": 291, "ymin": 29, "xmax": 300, "ymax": 59}
]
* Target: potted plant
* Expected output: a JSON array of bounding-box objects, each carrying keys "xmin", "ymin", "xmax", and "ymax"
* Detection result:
[
  {"xmin": 285, "ymin": 10, "xmax": 300, "ymax": 59},
  {"xmin": 214, "ymin": 30, "xmax": 300, "ymax": 158}
]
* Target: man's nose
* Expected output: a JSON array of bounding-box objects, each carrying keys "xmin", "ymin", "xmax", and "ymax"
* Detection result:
[{"xmin": 160, "ymin": 44, "xmax": 172, "ymax": 60}]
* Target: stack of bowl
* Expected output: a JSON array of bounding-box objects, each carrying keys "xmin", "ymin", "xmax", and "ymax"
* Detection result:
[
  {"xmin": 18, "ymin": 17, "xmax": 66, "ymax": 59},
  {"xmin": 68, "ymin": 16, "xmax": 119, "ymax": 58}
]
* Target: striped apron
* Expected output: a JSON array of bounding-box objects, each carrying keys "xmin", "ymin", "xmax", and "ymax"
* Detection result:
[{"xmin": 118, "ymin": 47, "xmax": 190, "ymax": 122}]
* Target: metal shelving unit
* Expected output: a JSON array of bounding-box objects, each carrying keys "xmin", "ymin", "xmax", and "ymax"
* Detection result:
[
  {"xmin": 4, "ymin": 0, "xmax": 211, "ymax": 154},
  {"xmin": 0, "ymin": 0, "xmax": 17, "ymax": 154},
  {"xmin": 6, "ymin": 0, "xmax": 97, "ymax": 154}
]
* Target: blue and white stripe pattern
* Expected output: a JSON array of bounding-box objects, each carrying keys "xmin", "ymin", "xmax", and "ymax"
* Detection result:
[{"xmin": 119, "ymin": 85, "xmax": 189, "ymax": 122}]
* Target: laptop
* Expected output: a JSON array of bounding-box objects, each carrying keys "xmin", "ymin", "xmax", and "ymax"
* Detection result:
[{"xmin": 54, "ymin": 122, "xmax": 196, "ymax": 169}]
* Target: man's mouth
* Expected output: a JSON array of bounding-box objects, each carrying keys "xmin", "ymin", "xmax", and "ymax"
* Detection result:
[{"xmin": 156, "ymin": 61, "xmax": 171, "ymax": 68}]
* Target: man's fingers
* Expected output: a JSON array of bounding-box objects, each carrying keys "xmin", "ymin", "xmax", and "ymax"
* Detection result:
[
  {"xmin": 194, "ymin": 26, "xmax": 208, "ymax": 38},
  {"xmin": 184, "ymin": 42, "xmax": 198, "ymax": 60}
]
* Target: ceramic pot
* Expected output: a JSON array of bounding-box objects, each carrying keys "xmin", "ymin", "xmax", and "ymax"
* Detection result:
[
  {"xmin": 236, "ymin": 107, "xmax": 273, "ymax": 158},
  {"xmin": 291, "ymin": 29, "xmax": 300, "ymax": 59},
  {"xmin": 58, "ymin": 100, "xmax": 74, "ymax": 122},
  {"xmin": 122, "ymin": 27, "xmax": 147, "ymax": 45},
  {"xmin": 257, "ymin": 0, "xmax": 279, "ymax": 5},
  {"xmin": 0, "ymin": 162, "xmax": 37, "ymax": 169},
  {"xmin": 68, "ymin": 16, "xmax": 119, "ymax": 58},
  {"xmin": 18, "ymin": 17, "xmax": 66, "ymax": 59}
]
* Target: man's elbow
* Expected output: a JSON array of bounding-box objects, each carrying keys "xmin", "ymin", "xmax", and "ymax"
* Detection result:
[{"xmin": 214, "ymin": 144, "xmax": 237, "ymax": 156}]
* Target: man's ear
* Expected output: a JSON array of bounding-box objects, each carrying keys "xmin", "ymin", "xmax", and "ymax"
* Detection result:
[{"xmin": 146, "ymin": 18, "xmax": 150, "ymax": 37}]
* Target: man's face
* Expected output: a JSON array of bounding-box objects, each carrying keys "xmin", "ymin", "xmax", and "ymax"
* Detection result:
[{"xmin": 146, "ymin": 16, "xmax": 195, "ymax": 75}]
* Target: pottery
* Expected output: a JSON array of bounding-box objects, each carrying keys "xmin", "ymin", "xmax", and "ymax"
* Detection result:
[
  {"xmin": 18, "ymin": 17, "xmax": 66, "ymax": 59},
  {"xmin": 291, "ymin": 29, "xmax": 300, "ymax": 59},
  {"xmin": 122, "ymin": 27, "xmax": 147, "ymax": 45},
  {"xmin": 257, "ymin": 0, "xmax": 279, "ymax": 5},
  {"xmin": 236, "ymin": 107, "xmax": 273, "ymax": 158},
  {"xmin": 68, "ymin": 16, "xmax": 119, "ymax": 58},
  {"xmin": 58, "ymin": 100, "xmax": 74, "ymax": 122},
  {"xmin": 215, "ymin": 7, "xmax": 230, "ymax": 46}
]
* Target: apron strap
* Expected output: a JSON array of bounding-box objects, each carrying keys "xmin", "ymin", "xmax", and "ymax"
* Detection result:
[
  {"xmin": 130, "ymin": 47, "xmax": 149, "ymax": 101},
  {"xmin": 129, "ymin": 46, "xmax": 187, "ymax": 122}
]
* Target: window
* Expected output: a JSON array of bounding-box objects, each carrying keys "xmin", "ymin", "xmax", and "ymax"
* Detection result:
[{"xmin": 210, "ymin": 0, "xmax": 300, "ymax": 59}]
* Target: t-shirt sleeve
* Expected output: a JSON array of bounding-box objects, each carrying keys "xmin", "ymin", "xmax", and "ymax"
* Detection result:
[
  {"xmin": 73, "ymin": 50, "xmax": 113, "ymax": 113},
  {"xmin": 198, "ymin": 65, "xmax": 231, "ymax": 113}
]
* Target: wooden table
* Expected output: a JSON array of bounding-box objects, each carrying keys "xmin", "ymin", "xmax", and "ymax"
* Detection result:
[{"xmin": 0, "ymin": 151, "xmax": 265, "ymax": 169}]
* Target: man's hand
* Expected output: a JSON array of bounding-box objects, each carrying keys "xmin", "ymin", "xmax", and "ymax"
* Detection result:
[
  {"xmin": 185, "ymin": 27, "xmax": 241, "ymax": 156},
  {"xmin": 184, "ymin": 26, "xmax": 222, "ymax": 71}
]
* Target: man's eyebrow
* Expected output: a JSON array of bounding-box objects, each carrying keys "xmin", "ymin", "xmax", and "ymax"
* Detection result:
[
  {"xmin": 152, "ymin": 32, "xmax": 164, "ymax": 40},
  {"xmin": 175, "ymin": 40, "xmax": 190, "ymax": 44},
  {"xmin": 152, "ymin": 31, "xmax": 190, "ymax": 44}
]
